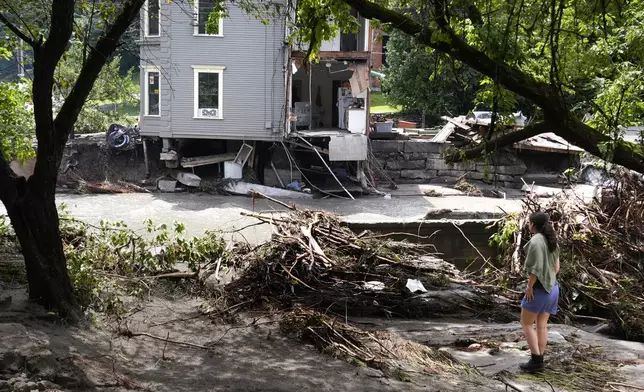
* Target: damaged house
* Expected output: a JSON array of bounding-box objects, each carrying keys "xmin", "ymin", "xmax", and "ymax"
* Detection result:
[{"xmin": 138, "ymin": 0, "xmax": 376, "ymax": 195}]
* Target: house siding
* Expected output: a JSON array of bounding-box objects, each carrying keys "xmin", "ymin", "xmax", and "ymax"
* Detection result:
[{"xmin": 139, "ymin": 1, "xmax": 287, "ymax": 141}]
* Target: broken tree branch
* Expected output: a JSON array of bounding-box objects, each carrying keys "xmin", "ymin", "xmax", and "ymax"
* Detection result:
[
  {"xmin": 117, "ymin": 329, "xmax": 212, "ymax": 350},
  {"xmin": 152, "ymin": 272, "xmax": 198, "ymax": 280},
  {"xmin": 446, "ymin": 122, "xmax": 551, "ymax": 162},
  {"xmin": 250, "ymin": 190, "xmax": 297, "ymax": 210}
]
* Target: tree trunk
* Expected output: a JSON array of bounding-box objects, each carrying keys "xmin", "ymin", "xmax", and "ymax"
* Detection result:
[{"xmin": 4, "ymin": 190, "xmax": 79, "ymax": 321}]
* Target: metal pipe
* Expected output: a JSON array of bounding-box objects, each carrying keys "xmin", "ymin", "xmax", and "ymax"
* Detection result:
[
  {"xmin": 142, "ymin": 137, "xmax": 150, "ymax": 177},
  {"xmin": 297, "ymin": 135, "xmax": 355, "ymax": 200}
]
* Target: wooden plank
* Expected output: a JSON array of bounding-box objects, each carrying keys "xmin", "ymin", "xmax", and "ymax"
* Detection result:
[
  {"xmin": 432, "ymin": 123, "xmax": 456, "ymax": 142},
  {"xmin": 180, "ymin": 153, "xmax": 236, "ymax": 168},
  {"xmin": 441, "ymin": 116, "xmax": 471, "ymax": 130}
]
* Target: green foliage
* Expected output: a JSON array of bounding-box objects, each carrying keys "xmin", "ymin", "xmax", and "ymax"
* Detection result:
[
  {"xmin": 290, "ymin": 0, "xmax": 359, "ymax": 61},
  {"xmin": 221, "ymin": 0, "xmax": 644, "ymax": 144},
  {"xmin": 54, "ymin": 43, "xmax": 139, "ymax": 133},
  {"xmin": 381, "ymin": 30, "xmax": 480, "ymax": 120},
  {"xmin": 53, "ymin": 207, "xmax": 226, "ymax": 315},
  {"xmin": 489, "ymin": 215, "xmax": 520, "ymax": 253},
  {"xmin": 211, "ymin": 0, "xmax": 359, "ymax": 62},
  {"xmin": 0, "ymin": 215, "xmax": 10, "ymax": 237},
  {"xmin": 0, "ymin": 81, "xmax": 35, "ymax": 161}
]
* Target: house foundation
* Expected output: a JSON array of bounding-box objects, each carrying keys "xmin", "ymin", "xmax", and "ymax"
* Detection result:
[{"xmin": 370, "ymin": 140, "xmax": 529, "ymax": 187}]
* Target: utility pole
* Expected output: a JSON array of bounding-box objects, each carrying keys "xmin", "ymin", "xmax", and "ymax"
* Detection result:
[{"xmin": 16, "ymin": 39, "xmax": 25, "ymax": 78}]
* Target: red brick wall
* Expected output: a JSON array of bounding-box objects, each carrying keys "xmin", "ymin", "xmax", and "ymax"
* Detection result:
[{"xmin": 370, "ymin": 28, "xmax": 385, "ymax": 88}]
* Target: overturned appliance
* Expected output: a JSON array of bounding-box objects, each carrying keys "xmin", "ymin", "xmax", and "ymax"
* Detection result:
[{"xmin": 106, "ymin": 123, "xmax": 140, "ymax": 152}]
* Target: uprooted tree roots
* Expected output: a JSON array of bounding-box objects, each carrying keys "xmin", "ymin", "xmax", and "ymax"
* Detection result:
[
  {"xmin": 489, "ymin": 171, "xmax": 644, "ymax": 341},
  {"xmin": 223, "ymin": 204, "xmax": 513, "ymax": 321}
]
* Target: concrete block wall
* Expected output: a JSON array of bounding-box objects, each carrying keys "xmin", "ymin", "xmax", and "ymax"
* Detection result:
[{"xmin": 370, "ymin": 140, "xmax": 527, "ymax": 185}]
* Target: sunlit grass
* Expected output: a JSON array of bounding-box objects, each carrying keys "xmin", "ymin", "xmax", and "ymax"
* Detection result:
[{"xmin": 370, "ymin": 92, "xmax": 401, "ymax": 114}]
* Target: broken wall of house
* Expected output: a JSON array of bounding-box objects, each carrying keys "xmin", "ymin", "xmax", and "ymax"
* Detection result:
[{"xmin": 370, "ymin": 140, "xmax": 528, "ymax": 186}]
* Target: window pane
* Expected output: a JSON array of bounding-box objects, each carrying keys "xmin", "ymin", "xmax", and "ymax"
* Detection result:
[
  {"xmin": 148, "ymin": 72, "xmax": 160, "ymax": 115},
  {"xmin": 198, "ymin": 72, "xmax": 219, "ymax": 110},
  {"xmin": 198, "ymin": 0, "xmax": 217, "ymax": 35},
  {"xmin": 148, "ymin": 0, "xmax": 159, "ymax": 36}
]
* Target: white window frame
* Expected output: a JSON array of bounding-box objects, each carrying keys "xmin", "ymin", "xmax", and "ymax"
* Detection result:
[
  {"xmin": 192, "ymin": 65, "xmax": 225, "ymax": 120},
  {"xmin": 143, "ymin": 66, "xmax": 161, "ymax": 117},
  {"xmin": 193, "ymin": 0, "xmax": 224, "ymax": 37},
  {"xmin": 142, "ymin": 0, "xmax": 161, "ymax": 38}
]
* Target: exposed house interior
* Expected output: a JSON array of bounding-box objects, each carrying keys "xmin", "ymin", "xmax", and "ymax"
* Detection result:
[{"xmin": 291, "ymin": 60, "xmax": 369, "ymax": 135}]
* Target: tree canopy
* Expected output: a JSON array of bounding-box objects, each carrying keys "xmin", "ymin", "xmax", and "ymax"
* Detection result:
[
  {"xmin": 381, "ymin": 30, "xmax": 480, "ymax": 123},
  {"xmin": 280, "ymin": 0, "xmax": 644, "ymax": 172}
]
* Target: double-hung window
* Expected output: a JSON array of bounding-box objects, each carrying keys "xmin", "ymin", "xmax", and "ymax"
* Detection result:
[
  {"xmin": 194, "ymin": 0, "xmax": 223, "ymax": 36},
  {"xmin": 144, "ymin": 67, "xmax": 160, "ymax": 116},
  {"xmin": 144, "ymin": 0, "xmax": 160, "ymax": 37},
  {"xmin": 193, "ymin": 66, "xmax": 225, "ymax": 119}
]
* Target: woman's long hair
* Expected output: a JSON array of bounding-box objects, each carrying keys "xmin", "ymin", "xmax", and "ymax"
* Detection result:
[{"xmin": 530, "ymin": 211, "xmax": 558, "ymax": 252}]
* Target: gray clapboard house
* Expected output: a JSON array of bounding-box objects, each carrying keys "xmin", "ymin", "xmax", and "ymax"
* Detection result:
[{"xmin": 138, "ymin": 0, "xmax": 374, "ymax": 183}]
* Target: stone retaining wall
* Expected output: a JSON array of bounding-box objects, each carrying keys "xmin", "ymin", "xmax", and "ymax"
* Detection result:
[{"xmin": 370, "ymin": 140, "xmax": 527, "ymax": 186}]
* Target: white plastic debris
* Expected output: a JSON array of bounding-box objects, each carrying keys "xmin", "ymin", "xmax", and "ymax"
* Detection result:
[
  {"xmin": 405, "ymin": 279, "xmax": 428, "ymax": 294},
  {"xmin": 363, "ymin": 281, "xmax": 385, "ymax": 291}
]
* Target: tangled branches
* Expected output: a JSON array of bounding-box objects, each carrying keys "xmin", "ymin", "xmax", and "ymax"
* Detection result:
[
  {"xmin": 225, "ymin": 199, "xmax": 513, "ymax": 321},
  {"xmin": 491, "ymin": 171, "xmax": 644, "ymax": 341}
]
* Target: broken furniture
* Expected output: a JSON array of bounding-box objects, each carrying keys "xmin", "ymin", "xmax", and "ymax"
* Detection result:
[{"xmin": 224, "ymin": 143, "xmax": 254, "ymax": 179}]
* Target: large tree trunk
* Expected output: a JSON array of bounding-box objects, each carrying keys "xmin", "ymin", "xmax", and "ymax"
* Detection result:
[
  {"xmin": 4, "ymin": 188, "xmax": 79, "ymax": 320},
  {"xmin": 0, "ymin": 0, "xmax": 146, "ymax": 321}
]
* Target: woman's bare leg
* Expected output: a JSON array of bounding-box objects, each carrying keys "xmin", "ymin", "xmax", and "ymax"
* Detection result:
[
  {"xmin": 520, "ymin": 308, "xmax": 539, "ymax": 354},
  {"xmin": 536, "ymin": 312, "xmax": 551, "ymax": 355}
]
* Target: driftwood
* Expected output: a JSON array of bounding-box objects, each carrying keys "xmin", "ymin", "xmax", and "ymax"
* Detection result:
[
  {"xmin": 488, "ymin": 170, "xmax": 644, "ymax": 341},
  {"xmin": 224, "ymin": 195, "xmax": 514, "ymax": 321}
]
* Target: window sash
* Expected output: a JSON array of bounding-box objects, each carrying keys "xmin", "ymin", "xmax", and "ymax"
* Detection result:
[
  {"xmin": 146, "ymin": 0, "xmax": 160, "ymax": 36},
  {"xmin": 197, "ymin": 72, "xmax": 219, "ymax": 110},
  {"xmin": 193, "ymin": 67, "xmax": 224, "ymax": 118},
  {"xmin": 195, "ymin": 0, "xmax": 220, "ymax": 35},
  {"xmin": 146, "ymin": 71, "xmax": 160, "ymax": 116}
]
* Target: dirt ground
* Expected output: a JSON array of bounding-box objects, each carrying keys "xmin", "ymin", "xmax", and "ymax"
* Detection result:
[
  {"xmin": 0, "ymin": 283, "xmax": 495, "ymax": 392},
  {"xmin": 2, "ymin": 231, "xmax": 644, "ymax": 392},
  {"xmin": 2, "ymin": 262, "xmax": 644, "ymax": 392}
]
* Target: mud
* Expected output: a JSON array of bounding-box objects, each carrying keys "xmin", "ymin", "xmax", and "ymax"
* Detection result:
[{"xmin": 57, "ymin": 134, "xmax": 163, "ymax": 187}]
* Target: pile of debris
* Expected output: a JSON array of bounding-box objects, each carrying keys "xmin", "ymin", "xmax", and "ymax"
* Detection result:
[
  {"xmin": 490, "ymin": 170, "xmax": 644, "ymax": 341},
  {"xmin": 223, "ymin": 194, "xmax": 513, "ymax": 320}
]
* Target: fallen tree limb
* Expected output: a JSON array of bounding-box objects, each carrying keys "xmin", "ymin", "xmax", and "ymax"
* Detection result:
[
  {"xmin": 117, "ymin": 329, "xmax": 212, "ymax": 350},
  {"xmin": 444, "ymin": 122, "xmax": 550, "ymax": 162},
  {"xmin": 152, "ymin": 272, "xmax": 198, "ymax": 280}
]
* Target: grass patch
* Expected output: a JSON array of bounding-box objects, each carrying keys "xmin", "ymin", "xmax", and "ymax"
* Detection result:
[{"xmin": 370, "ymin": 92, "xmax": 401, "ymax": 114}]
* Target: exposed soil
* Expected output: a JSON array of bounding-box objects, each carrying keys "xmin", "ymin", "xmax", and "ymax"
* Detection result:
[
  {"xmin": 57, "ymin": 135, "xmax": 163, "ymax": 189},
  {"xmin": 2, "ymin": 248, "xmax": 644, "ymax": 392}
]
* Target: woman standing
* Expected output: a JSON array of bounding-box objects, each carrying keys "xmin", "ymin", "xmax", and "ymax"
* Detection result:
[{"xmin": 519, "ymin": 211, "xmax": 560, "ymax": 373}]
